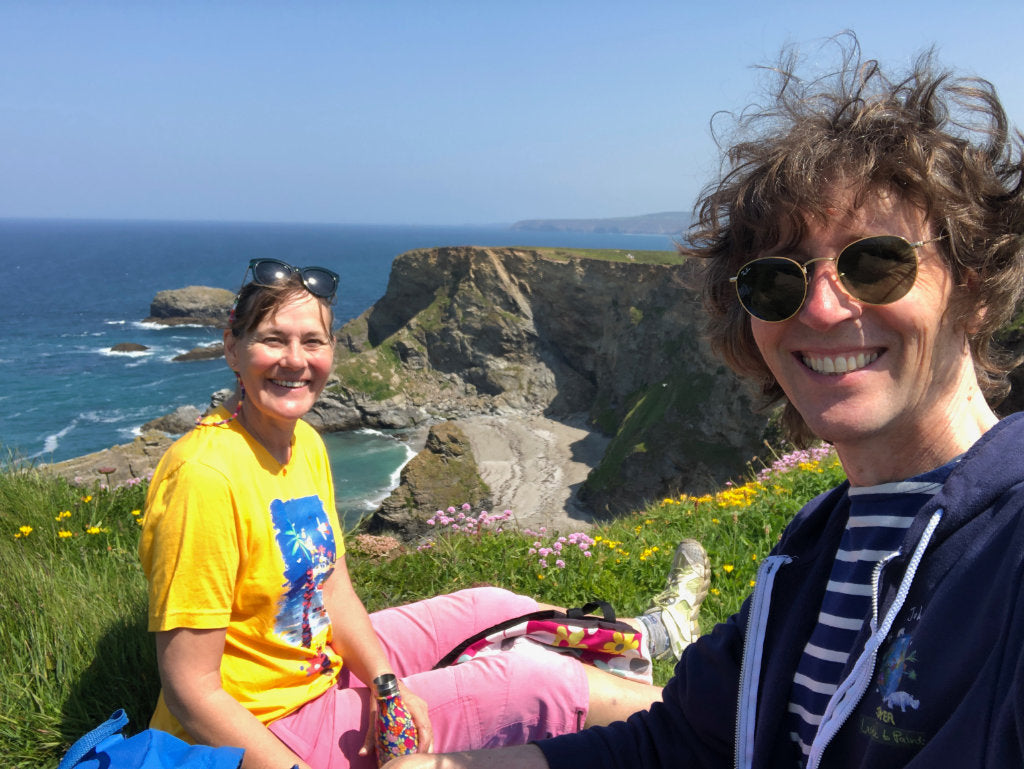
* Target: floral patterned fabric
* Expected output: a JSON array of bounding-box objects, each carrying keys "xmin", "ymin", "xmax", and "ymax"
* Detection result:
[{"xmin": 436, "ymin": 603, "xmax": 653, "ymax": 684}]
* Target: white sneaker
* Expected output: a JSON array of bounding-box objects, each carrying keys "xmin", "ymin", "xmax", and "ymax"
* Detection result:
[{"xmin": 643, "ymin": 539, "xmax": 710, "ymax": 660}]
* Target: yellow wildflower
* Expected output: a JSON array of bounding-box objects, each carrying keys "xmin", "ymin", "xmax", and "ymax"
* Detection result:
[
  {"xmin": 19, "ymin": 525, "xmax": 33, "ymax": 536},
  {"xmin": 58, "ymin": 530, "xmax": 73, "ymax": 539},
  {"xmin": 130, "ymin": 509, "xmax": 142, "ymax": 516},
  {"xmin": 639, "ymin": 546, "xmax": 660, "ymax": 561},
  {"xmin": 722, "ymin": 564, "xmax": 735, "ymax": 573},
  {"xmin": 711, "ymin": 588, "xmax": 721, "ymax": 596},
  {"xmin": 86, "ymin": 526, "xmax": 102, "ymax": 535},
  {"xmin": 82, "ymin": 495, "xmax": 92, "ymax": 503}
]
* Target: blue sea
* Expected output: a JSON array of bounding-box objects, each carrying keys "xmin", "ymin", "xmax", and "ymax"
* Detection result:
[{"xmin": 0, "ymin": 218, "xmax": 675, "ymax": 525}]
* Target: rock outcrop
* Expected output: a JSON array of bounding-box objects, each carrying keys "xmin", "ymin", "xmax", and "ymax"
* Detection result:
[
  {"xmin": 145, "ymin": 286, "xmax": 234, "ymax": 326},
  {"xmin": 43, "ymin": 431, "xmax": 176, "ymax": 488},
  {"xmin": 333, "ymin": 246, "xmax": 768, "ymax": 519},
  {"xmin": 142, "ymin": 405, "xmax": 203, "ymax": 435},
  {"xmin": 110, "ymin": 342, "xmax": 149, "ymax": 353},
  {"xmin": 172, "ymin": 343, "xmax": 225, "ymax": 362},
  {"xmin": 367, "ymin": 422, "xmax": 491, "ymax": 540}
]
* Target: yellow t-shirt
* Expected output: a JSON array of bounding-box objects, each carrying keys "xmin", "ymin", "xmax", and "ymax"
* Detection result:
[{"xmin": 138, "ymin": 409, "xmax": 345, "ymax": 738}]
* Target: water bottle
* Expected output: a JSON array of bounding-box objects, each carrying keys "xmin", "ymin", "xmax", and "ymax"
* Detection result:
[{"xmin": 372, "ymin": 673, "xmax": 418, "ymax": 765}]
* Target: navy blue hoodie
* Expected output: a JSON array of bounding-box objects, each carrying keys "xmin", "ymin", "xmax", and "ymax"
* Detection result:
[{"xmin": 538, "ymin": 413, "xmax": 1024, "ymax": 768}]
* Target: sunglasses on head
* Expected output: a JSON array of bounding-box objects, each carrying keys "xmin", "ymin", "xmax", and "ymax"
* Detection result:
[
  {"xmin": 729, "ymin": 235, "xmax": 943, "ymax": 322},
  {"xmin": 241, "ymin": 258, "xmax": 339, "ymax": 300}
]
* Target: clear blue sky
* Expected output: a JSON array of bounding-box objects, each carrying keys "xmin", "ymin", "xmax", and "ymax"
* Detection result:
[{"xmin": 3, "ymin": 1, "xmax": 1023, "ymax": 226}]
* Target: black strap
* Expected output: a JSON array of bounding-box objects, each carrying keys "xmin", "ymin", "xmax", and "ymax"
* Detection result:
[
  {"xmin": 433, "ymin": 600, "xmax": 624, "ymax": 669},
  {"xmin": 566, "ymin": 600, "xmax": 617, "ymax": 622}
]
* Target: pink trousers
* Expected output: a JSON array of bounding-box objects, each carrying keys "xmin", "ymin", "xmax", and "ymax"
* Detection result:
[{"xmin": 269, "ymin": 587, "xmax": 589, "ymax": 769}]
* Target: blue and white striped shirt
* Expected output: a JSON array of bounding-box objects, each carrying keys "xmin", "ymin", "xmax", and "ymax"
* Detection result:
[{"xmin": 786, "ymin": 462, "xmax": 954, "ymax": 765}]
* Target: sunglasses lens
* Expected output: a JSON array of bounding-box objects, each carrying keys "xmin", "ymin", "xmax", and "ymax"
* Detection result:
[
  {"xmin": 735, "ymin": 257, "xmax": 808, "ymax": 321},
  {"xmin": 837, "ymin": 236, "xmax": 917, "ymax": 304},
  {"xmin": 251, "ymin": 259, "xmax": 292, "ymax": 286},
  {"xmin": 300, "ymin": 267, "xmax": 339, "ymax": 299}
]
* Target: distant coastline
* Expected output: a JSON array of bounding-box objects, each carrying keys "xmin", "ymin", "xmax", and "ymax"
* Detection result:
[{"xmin": 511, "ymin": 211, "xmax": 690, "ymax": 236}]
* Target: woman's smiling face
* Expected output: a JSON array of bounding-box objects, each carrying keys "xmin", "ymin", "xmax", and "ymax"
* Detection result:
[
  {"xmin": 749, "ymin": 191, "xmax": 992, "ymax": 483},
  {"xmin": 224, "ymin": 291, "xmax": 335, "ymax": 437}
]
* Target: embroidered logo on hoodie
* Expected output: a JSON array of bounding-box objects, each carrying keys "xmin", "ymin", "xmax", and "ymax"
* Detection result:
[{"xmin": 857, "ymin": 615, "xmax": 928, "ymax": 748}]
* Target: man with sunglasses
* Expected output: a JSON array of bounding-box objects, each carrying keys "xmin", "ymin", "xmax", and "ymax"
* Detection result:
[{"xmin": 389, "ymin": 39, "xmax": 1024, "ymax": 769}]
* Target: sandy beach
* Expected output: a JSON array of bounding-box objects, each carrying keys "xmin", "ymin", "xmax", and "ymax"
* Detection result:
[{"xmin": 451, "ymin": 413, "xmax": 608, "ymax": 534}]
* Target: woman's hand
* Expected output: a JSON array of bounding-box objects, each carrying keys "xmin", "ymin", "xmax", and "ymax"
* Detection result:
[
  {"xmin": 360, "ymin": 678, "xmax": 434, "ymax": 761},
  {"xmin": 399, "ymin": 679, "xmax": 434, "ymax": 753}
]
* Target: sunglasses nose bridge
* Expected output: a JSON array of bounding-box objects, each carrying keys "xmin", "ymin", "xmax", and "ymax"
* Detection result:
[
  {"xmin": 796, "ymin": 253, "xmax": 866, "ymax": 322},
  {"xmin": 801, "ymin": 254, "xmax": 839, "ymax": 274}
]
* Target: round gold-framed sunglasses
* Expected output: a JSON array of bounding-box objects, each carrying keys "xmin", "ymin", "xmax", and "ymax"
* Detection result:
[{"xmin": 729, "ymin": 235, "xmax": 943, "ymax": 322}]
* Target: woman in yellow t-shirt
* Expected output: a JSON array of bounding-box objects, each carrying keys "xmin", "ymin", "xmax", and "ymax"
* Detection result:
[{"xmin": 140, "ymin": 260, "xmax": 699, "ymax": 769}]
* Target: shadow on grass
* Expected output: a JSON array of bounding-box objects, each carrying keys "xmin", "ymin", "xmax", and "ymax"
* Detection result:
[{"xmin": 60, "ymin": 608, "xmax": 160, "ymax": 744}]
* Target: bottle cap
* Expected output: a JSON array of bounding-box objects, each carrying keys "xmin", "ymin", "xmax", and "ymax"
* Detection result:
[{"xmin": 372, "ymin": 673, "xmax": 399, "ymax": 697}]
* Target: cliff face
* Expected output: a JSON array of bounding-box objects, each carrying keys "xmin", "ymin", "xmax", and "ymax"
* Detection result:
[{"xmin": 332, "ymin": 246, "xmax": 768, "ymax": 517}]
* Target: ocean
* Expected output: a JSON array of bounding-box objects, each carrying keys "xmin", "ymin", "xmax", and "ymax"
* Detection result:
[{"xmin": 0, "ymin": 218, "xmax": 675, "ymax": 525}]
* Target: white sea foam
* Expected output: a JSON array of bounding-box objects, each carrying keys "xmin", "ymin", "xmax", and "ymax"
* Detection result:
[
  {"xmin": 381, "ymin": 442, "xmax": 417, "ymax": 491},
  {"xmin": 133, "ymin": 320, "xmax": 207, "ymax": 331},
  {"xmin": 100, "ymin": 347, "xmax": 153, "ymax": 358},
  {"xmin": 80, "ymin": 409, "xmax": 133, "ymax": 425},
  {"xmin": 37, "ymin": 420, "xmax": 78, "ymax": 457}
]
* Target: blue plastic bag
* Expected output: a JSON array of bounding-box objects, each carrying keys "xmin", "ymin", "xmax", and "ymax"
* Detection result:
[{"xmin": 58, "ymin": 709, "xmax": 244, "ymax": 769}]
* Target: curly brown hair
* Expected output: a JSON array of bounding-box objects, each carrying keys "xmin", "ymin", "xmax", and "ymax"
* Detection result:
[{"xmin": 683, "ymin": 35, "xmax": 1024, "ymax": 445}]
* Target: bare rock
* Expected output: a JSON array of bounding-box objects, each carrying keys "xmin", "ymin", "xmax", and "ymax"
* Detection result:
[
  {"xmin": 172, "ymin": 343, "xmax": 225, "ymax": 362},
  {"xmin": 110, "ymin": 342, "xmax": 149, "ymax": 353},
  {"xmin": 145, "ymin": 286, "xmax": 234, "ymax": 326},
  {"xmin": 366, "ymin": 421, "xmax": 491, "ymax": 541},
  {"xmin": 303, "ymin": 392, "xmax": 365, "ymax": 432},
  {"xmin": 41, "ymin": 431, "xmax": 176, "ymax": 488},
  {"xmin": 142, "ymin": 405, "xmax": 202, "ymax": 435}
]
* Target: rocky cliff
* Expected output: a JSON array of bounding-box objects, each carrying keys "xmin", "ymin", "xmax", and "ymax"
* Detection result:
[{"xmin": 329, "ymin": 246, "xmax": 768, "ymax": 518}]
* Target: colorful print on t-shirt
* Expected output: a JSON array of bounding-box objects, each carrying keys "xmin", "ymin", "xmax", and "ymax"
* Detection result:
[{"xmin": 270, "ymin": 495, "xmax": 337, "ymax": 650}]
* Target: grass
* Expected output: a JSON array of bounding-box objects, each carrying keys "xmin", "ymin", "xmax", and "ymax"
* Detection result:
[
  {"xmin": 529, "ymin": 247, "xmax": 684, "ymax": 265},
  {"xmin": 0, "ymin": 443, "xmax": 845, "ymax": 767},
  {"xmin": 330, "ymin": 340, "xmax": 402, "ymax": 401}
]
